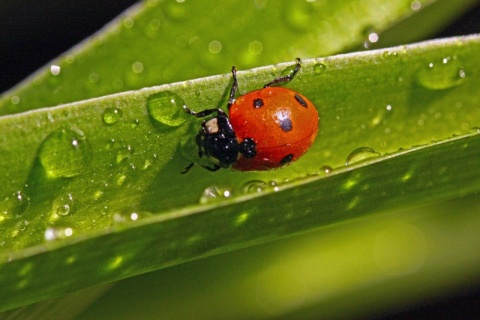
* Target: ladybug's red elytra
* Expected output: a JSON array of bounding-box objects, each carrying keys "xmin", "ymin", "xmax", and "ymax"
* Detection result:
[{"xmin": 182, "ymin": 58, "xmax": 319, "ymax": 173}]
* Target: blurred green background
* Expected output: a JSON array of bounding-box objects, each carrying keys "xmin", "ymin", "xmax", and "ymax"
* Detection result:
[{"xmin": 1, "ymin": 1, "xmax": 480, "ymax": 319}]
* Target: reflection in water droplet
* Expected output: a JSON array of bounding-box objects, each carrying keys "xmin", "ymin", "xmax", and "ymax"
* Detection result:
[
  {"xmin": 103, "ymin": 107, "xmax": 123, "ymax": 125},
  {"xmin": 363, "ymin": 29, "xmax": 379, "ymax": 49},
  {"xmin": 200, "ymin": 186, "xmax": 233, "ymax": 204},
  {"xmin": 50, "ymin": 65, "xmax": 61, "ymax": 75},
  {"xmin": 39, "ymin": 128, "xmax": 91, "ymax": 178},
  {"xmin": 319, "ymin": 165, "xmax": 333, "ymax": 174},
  {"xmin": 345, "ymin": 147, "xmax": 382, "ymax": 166},
  {"xmin": 147, "ymin": 91, "xmax": 187, "ymax": 128},
  {"xmin": 241, "ymin": 180, "xmax": 266, "ymax": 193},
  {"xmin": 416, "ymin": 57, "xmax": 466, "ymax": 90},
  {"xmin": 53, "ymin": 193, "xmax": 75, "ymax": 216}
]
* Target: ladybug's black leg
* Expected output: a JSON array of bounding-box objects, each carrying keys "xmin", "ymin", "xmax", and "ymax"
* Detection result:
[
  {"xmin": 227, "ymin": 66, "xmax": 238, "ymax": 110},
  {"xmin": 183, "ymin": 106, "xmax": 224, "ymax": 118},
  {"xmin": 263, "ymin": 58, "xmax": 301, "ymax": 88},
  {"xmin": 181, "ymin": 162, "xmax": 195, "ymax": 174}
]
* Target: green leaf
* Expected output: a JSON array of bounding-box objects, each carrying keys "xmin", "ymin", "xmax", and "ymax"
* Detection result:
[
  {"xmin": 0, "ymin": 33, "xmax": 479, "ymax": 313},
  {"xmin": 1, "ymin": 0, "xmax": 477, "ymax": 114}
]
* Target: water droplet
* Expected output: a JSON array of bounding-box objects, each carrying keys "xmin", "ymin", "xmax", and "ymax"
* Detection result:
[
  {"xmin": 319, "ymin": 165, "xmax": 333, "ymax": 174},
  {"xmin": 39, "ymin": 128, "xmax": 91, "ymax": 178},
  {"xmin": 147, "ymin": 91, "xmax": 187, "ymax": 128},
  {"xmin": 314, "ymin": 63, "xmax": 326, "ymax": 74},
  {"xmin": 199, "ymin": 186, "xmax": 233, "ymax": 204},
  {"xmin": 416, "ymin": 57, "xmax": 466, "ymax": 90},
  {"xmin": 52, "ymin": 193, "xmax": 75, "ymax": 216},
  {"xmin": 50, "ymin": 65, "xmax": 61, "ymax": 75},
  {"xmin": 130, "ymin": 212, "xmax": 139, "ymax": 221},
  {"xmin": 241, "ymin": 180, "xmax": 266, "ymax": 193},
  {"xmin": 345, "ymin": 147, "xmax": 382, "ymax": 166},
  {"xmin": 2, "ymin": 191, "xmax": 30, "ymax": 216},
  {"xmin": 102, "ymin": 107, "xmax": 123, "ymax": 125},
  {"xmin": 363, "ymin": 28, "xmax": 380, "ymax": 49}
]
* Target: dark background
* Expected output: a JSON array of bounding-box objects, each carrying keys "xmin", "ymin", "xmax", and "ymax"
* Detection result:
[{"xmin": 1, "ymin": 1, "xmax": 479, "ymax": 318}]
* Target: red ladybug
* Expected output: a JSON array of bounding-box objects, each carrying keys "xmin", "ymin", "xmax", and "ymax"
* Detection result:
[{"xmin": 182, "ymin": 58, "xmax": 319, "ymax": 173}]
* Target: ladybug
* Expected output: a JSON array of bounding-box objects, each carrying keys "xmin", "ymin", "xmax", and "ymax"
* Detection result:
[{"xmin": 182, "ymin": 58, "xmax": 319, "ymax": 173}]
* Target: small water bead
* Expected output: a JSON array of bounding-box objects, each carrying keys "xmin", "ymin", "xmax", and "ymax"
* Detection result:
[
  {"xmin": 314, "ymin": 63, "xmax": 326, "ymax": 75},
  {"xmin": 52, "ymin": 193, "xmax": 75, "ymax": 216},
  {"xmin": 319, "ymin": 165, "xmax": 333, "ymax": 174},
  {"xmin": 345, "ymin": 147, "xmax": 382, "ymax": 166},
  {"xmin": 416, "ymin": 57, "xmax": 466, "ymax": 90},
  {"xmin": 39, "ymin": 128, "xmax": 91, "ymax": 178},
  {"xmin": 103, "ymin": 107, "xmax": 123, "ymax": 125},
  {"xmin": 199, "ymin": 186, "xmax": 233, "ymax": 204},
  {"xmin": 146, "ymin": 91, "xmax": 188, "ymax": 128}
]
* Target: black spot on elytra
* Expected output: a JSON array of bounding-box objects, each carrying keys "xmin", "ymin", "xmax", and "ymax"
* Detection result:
[
  {"xmin": 253, "ymin": 98, "xmax": 264, "ymax": 108},
  {"xmin": 294, "ymin": 94, "xmax": 308, "ymax": 108},
  {"xmin": 280, "ymin": 154, "xmax": 294, "ymax": 165},
  {"xmin": 279, "ymin": 118, "xmax": 293, "ymax": 132}
]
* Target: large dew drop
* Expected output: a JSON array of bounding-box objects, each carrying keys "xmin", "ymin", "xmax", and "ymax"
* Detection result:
[
  {"xmin": 147, "ymin": 91, "xmax": 188, "ymax": 128},
  {"xmin": 416, "ymin": 57, "xmax": 466, "ymax": 90},
  {"xmin": 345, "ymin": 147, "xmax": 381, "ymax": 166},
  {"xmin": 39, "ymin": 128, "xmax": 91, "ymax": 178}
]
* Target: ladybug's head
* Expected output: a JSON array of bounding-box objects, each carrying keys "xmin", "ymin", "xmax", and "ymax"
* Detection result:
[{"xmin": 196, "ymin": 113, "xmax": 256, "ymax": 169}]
